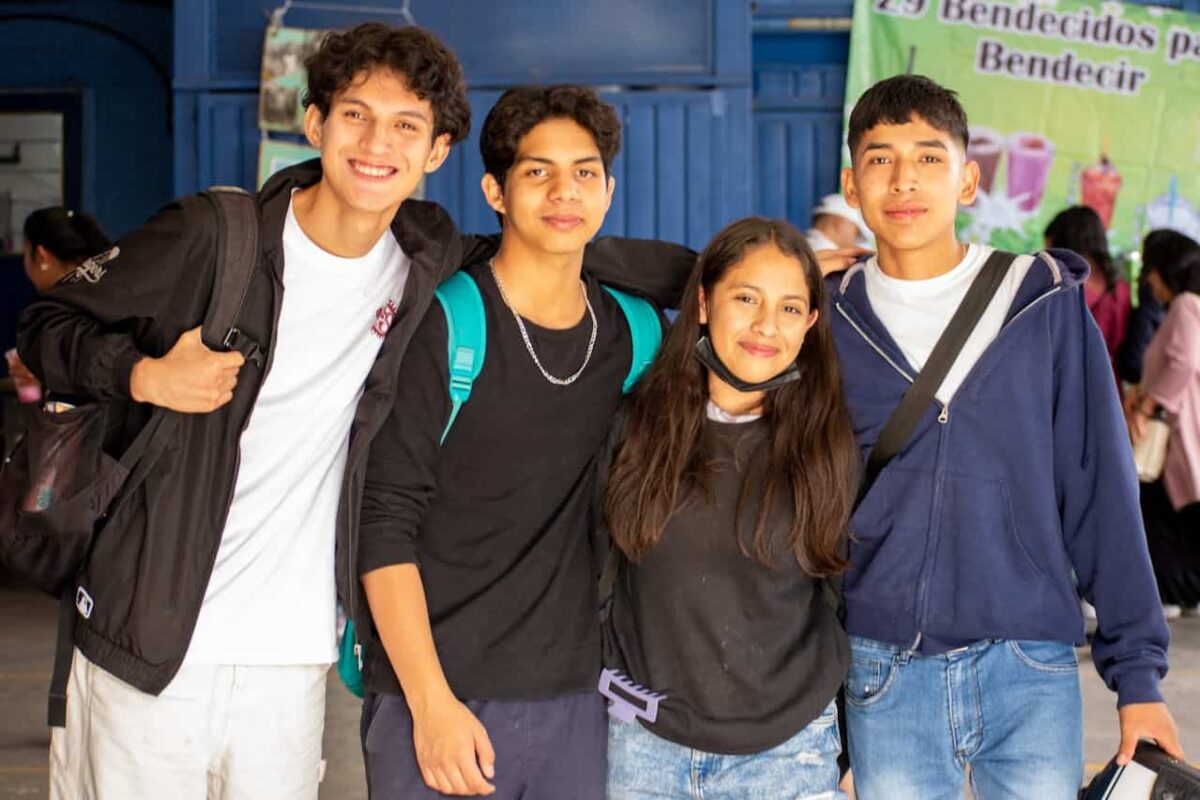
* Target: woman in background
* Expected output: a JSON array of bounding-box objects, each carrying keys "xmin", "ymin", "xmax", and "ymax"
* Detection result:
[
  {"xmin": 1044, "ymin": 205, "xmax": 1130, "ymax": 379},
  {"xmin": 1128, "ymin": 245, "xmax": 1200, "ymax": 617},
  {"xmin": 6, "ymin": 207, "xmax": 112, "ymax": 402}
]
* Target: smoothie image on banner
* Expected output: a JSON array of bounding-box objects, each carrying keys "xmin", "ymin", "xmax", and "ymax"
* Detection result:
[
  {"xmin": 967, "ymin": 125, "xmax": 1004, "ymax": 197},
  {"xmin": 1006, "ymin": 132, "xmax": 1055, "ymax": 212},
  {"xmin": 1143, "ymin": 179, "xmax": 1200, "ymax": 242},
  {"xmin": 1081, "ymin": 152, "xmax": 1122, "ymax": 230}
]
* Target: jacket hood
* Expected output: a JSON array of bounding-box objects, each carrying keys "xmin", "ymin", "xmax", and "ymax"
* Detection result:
[{"xmin": 831, "ymin": 245, "xmax": 1091, "ymax": 318}]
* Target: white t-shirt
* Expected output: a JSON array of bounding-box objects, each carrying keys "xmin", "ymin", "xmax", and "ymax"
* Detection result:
[
  {"xmin": 863, "ymin": 244, "xmax": 1035, "ymax": 404},
  {"xmin": 185, "ymin": 200, "xmax": 409, "ymax": 665}
]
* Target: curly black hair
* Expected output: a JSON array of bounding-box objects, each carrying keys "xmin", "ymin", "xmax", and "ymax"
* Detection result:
[
  {"xmin": 303, "ymin": 23, "xmax": 470, "ymax": 144},
  {"xmin": 479, "ymin": 85, "xmax": 621, "ymax": 188},
  {"xmin": 847, "ymin": 75, "xmax": 969, "ymax": 162}
]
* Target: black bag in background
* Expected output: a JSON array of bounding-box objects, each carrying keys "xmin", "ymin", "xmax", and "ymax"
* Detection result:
[
  {"xmin": 0, "ymin": 402, "xmax": 166, "ymax": 596},
  {"xmin": 0, "ymin": 185, "xmax": 260, "ymax": 600}
]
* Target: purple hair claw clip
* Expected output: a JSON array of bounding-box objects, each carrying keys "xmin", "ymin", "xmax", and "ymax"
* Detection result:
[{"xmin": 598, "ymin": 668, "xmax": 665, "ymax": 724}]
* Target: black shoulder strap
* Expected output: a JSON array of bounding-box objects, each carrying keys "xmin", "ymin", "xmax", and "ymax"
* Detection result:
[
  {"xmin": 201, "ymin": 186, "xmax": 263, "ymax": 367},
  {"xmin": 46, "ymin": 187, "xmax": 261, "ymax": 728},
  {"xmin": 856, "ymin": 250, "xmax": 1017, "ymax": 506}
]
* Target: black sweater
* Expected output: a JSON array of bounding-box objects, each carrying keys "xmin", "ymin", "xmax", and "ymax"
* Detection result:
[
  {"xmin": 358, "ymin": 261, "xmax": 636, "ymax": 700},
  {"xmin": 604, "ymin": 417, "xmax": 849, "ymax": 754}
]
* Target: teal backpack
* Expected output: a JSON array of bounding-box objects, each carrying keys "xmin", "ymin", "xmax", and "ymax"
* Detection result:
[{"xmin": 337, "ymin": 271, "xmax": 663, "ymax": 697}]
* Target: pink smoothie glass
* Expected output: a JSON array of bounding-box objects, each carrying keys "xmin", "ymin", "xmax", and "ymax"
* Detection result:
[{"xmin": 1006, "ymin": 133, "xmax": 1055, "ymax": 212}]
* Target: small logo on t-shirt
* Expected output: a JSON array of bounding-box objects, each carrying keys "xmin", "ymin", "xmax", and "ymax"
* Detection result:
[{"xmin": 372, "ymin": 300, "xmax": 398, "ymax": 339}]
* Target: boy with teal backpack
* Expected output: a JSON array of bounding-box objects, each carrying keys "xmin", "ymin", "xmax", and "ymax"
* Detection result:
[{"xmin": 353, "ymin": 85, "xmax": 668, "ymax": 799}]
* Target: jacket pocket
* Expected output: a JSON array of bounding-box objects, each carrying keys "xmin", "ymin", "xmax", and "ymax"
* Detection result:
[{"xmin": 926, "ymin": 471, "xmax": 1050, "ymax": 633}]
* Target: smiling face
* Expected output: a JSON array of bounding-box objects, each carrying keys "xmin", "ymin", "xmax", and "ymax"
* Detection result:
[
  {"xmin": 699, "ymin": 242, "xmax": 818, "ymax": 393},
  {"xmin": 841, "ymin": 113, "xmax": 978, "ymax": 259},
  {"xmin": 304, "ymin": 67, "xmax": 450, "ymax": 220},
  {"xmin": 482, "ymin": 117, "xmax": 615, "ymax": 258}
]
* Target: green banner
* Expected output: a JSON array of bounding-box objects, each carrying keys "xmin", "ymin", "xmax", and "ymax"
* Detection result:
[{"xmin": 846, "ymin": 0, "xmax": 1200, "ymax": 255}]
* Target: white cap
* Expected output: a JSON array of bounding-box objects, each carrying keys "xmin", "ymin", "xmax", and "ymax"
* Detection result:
[{"xmin": 812, "ymin": 194, "xmax": 873, "ymax": 246}]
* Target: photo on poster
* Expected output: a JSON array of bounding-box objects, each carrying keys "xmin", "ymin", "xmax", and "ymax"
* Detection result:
[
  {"xmin": 258, "ymin": 139, "xmax": 320, "ymax": 188},
  {"xmin": 259, "ymin": 26, "xmax": 326, "ymax": 134}
]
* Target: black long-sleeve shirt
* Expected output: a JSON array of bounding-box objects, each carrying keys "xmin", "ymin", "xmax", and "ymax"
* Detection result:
[
  {"xmin": 604, "ymin": 417, "xmax": 849, "ymax": 754},
  {"xmin": 358, "ymin": 261, "xmax": 639, "ymax": 700}
]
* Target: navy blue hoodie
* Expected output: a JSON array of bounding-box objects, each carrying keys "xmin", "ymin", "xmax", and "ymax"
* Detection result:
[{"xmin": 829, "ymin": 248, "xmax": 1168, "ymax": 707}]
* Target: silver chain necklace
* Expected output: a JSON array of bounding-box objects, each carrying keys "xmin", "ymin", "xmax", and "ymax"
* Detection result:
[{"xmin": 489, "ymin": 260, "xmax": 597, "ymax": 386}]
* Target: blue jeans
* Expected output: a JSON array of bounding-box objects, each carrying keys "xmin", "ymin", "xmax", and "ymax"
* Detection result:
[
  {"xmin": 607, "ymin": 699, "xmax": 845, "ymax": 799},
  {"xmin": 845, "ymin": 636, "xmax": 1083, "ymax": 800}
]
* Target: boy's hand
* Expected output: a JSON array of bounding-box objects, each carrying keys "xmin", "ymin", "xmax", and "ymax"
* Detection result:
[
  {"xmin": 411, "ymin": 695, "xmax": 497, "ymax": 796},
  {"xmin": 129, "ymin": 327, "xmax": 245, "ymax": 413},
  {"xmin": 815, "ymin": 246, "xmax": 875, "ymax": 276},
  {"xmin": 1116, "ymin": 702, "xmax": 1184, "ymax": 765}
]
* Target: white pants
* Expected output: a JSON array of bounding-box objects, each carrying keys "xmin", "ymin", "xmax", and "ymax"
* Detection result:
[{"xmin": 50, "ymin": 648, "xmax": 328, "ymax": 800}]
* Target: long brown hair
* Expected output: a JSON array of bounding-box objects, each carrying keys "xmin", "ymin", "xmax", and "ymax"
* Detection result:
[{"xmin": 605, "ymin": 217, "xmax": 857, "ymax": 574}]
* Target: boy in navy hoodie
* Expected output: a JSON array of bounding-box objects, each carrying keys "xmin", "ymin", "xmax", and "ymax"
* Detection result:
[{"xmin": 832, "ymin": 74, "xmax": 1182, "ymax": 798}]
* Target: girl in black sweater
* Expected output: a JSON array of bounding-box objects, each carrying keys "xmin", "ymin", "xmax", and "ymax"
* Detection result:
[{"xmin": 600, "ymin": 217, "xmax": 858, "ymax": 798}]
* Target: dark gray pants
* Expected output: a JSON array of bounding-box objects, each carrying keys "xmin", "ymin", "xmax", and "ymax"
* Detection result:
[{"xmin": 361, "ymin": 690, "xmax": 606, "ymax": 800}]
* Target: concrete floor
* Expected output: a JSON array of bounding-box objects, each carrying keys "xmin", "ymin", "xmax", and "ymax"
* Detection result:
[{"xmin": 1, "ymin": 583, "xmax": 1198, "ymax": 799}]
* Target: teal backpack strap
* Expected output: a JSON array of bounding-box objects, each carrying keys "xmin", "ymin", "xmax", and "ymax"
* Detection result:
[
  {"xmin": 336, "ymin": 272, "xmax": 487, "ymax": 701},
  {"xmin": 603, "ymin": 286, "xmax": 663, "ymax": 394},
  {"xmin": 434, "ymin": 271, "xmax": 487, "ymax": 443}
]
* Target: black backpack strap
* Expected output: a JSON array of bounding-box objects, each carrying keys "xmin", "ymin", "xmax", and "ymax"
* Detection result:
[
  {"xmin": 201, "ymin": 186, "xmax": 263, "ymax": 367},
  {"xmin": 46, "ymin": 188, "xmax": 259, "ymax": 727},
  {"xmin": 47, "ymin": 588, "xmax": 76, "ymax": 726},
  {"xmin": 856, "ymin": 250, "xmax": 1017, "ymax": 506}
]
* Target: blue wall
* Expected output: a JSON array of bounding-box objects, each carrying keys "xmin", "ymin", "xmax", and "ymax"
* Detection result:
[
  {"xmin": 0, "ymin": 1, "xmax": 172, "ymax": 356},
  {"xmin": 0, "ymin": 2, "xmax": 173, "ymax": 237}
]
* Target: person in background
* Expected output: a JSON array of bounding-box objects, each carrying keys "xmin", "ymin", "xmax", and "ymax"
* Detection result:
[
  {"xmin": 806, "ymin": 193, "xmax": 873, "ymax": 253},
  {"xmin": 5, "ymin": 207, "xmax": 112, "ymax": 403},
  {"xmin": 1127, "ymin": 245, "xmax": 1200, "ymax": 618},
  {"xmin": 600, "ymin": 217, "xmax": 857, "ymax": 799},
  {"xmin": 1119, "ymin": 229, "xmax": 1199, "ymax": 385},
  {"xmin": 1044, "ymin": 205, "xmax": 1131, "ymax": 379}
]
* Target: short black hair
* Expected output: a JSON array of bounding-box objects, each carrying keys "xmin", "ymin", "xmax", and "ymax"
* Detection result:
[
  {"xmin": 1143, "ymin": 228, "xmax": 1198, "ymax": 274},
  {"xmin": 847, "ymin": 75, "xmax": 969, "ymax": 161},
  {"xmin": 479, "ymin": 85, "xmax": 621, "ymax": 189},
  {"xmin": 24, "ymin": 207, "xmax": 112, "ymax": 265},
  {"xmin": 303, "ymin": 23, "xmax": 470, "ymax": 144},
  {"xmin": 1143, "ymin": 229, "xmax": 1200, "ymax": 296}
]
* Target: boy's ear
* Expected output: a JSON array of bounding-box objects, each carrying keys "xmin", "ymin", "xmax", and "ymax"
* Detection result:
[
  {"xmin": 603, "ymin": 174, "xmax": 615, "ymax": 213},
  {"xmin": 424, "ymin": 133, "xmax": 452, "ymax": 175},
  {"xmin": 958, "ymin": 158, "xmax": 981, "ymax": 206},
  {"xmin": 303, "ymin": 104, "xmax": 325, "ymax": 149},
  {"xmin": 841, "ymin": 166, "xmax": 860, "ymax": 209},
  {"xmin": 481, "ymin": 173, "xmax": 506, "ymax": 217}
]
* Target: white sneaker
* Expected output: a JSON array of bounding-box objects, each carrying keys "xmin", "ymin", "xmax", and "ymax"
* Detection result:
[{"xmin": 1163, "ymin": 604, "xmax": 1183, "ymax": 619}]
